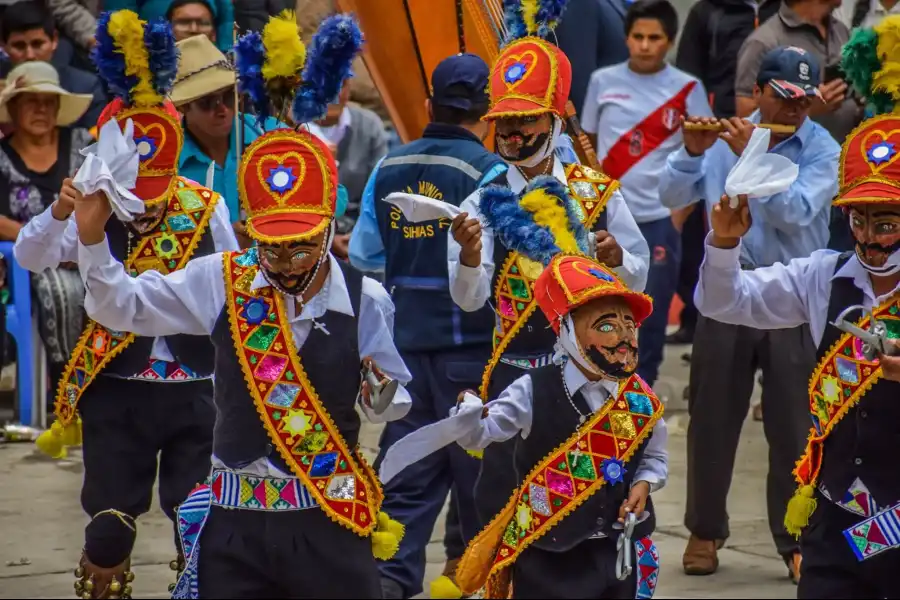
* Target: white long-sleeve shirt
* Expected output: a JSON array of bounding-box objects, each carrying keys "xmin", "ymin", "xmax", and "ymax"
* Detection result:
[
  {"xmin": 694, "ymin": 233, "xmax": 900, "ymax": 347},
  {"xmin": 14, "ymin": 198, "xmax": 240, "ymax": 367},
  {"xmin": 448, "ymin": 157, "xmax": 649, "ymax": 313},
  {"xmin": 458, "ymin": 359, "xmax": 668, "ymax": 493}
]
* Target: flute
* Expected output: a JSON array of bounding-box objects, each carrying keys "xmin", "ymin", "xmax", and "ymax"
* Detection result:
[{"xmin": 683, "ymin": 122, "xmax": 796, "ymax": 135}]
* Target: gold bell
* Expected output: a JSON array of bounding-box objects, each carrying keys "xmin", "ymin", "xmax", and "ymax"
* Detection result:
[
  {"xmin": 81, "ymin": 592, "xmax": 91, "ymax": 600},
  {"xmin": 125, "ymin": 571, "xmax": 134, "ymax": 583},
  {"xmin": 123, "ymin": 584, "xmax": 132, "ymax": 595},
  {"xmin": 73, "ymin": 580, "xmax": 84, "ymax": 595},
  {"xmin": 169, "ymin": 559, "xmax": 179, "ymax": 570},
  {"xmin": 168, "ymin": 583, "xmax": 176, "ymax": 592},
  {"xmin": 109, "ymin": 578, "xmax": 121, "ymax": 593},
  {"xmin": 84, "ymin": 577, "xmax": 94, "ymax": 593},
  {"xmin": 74, "ymin": 566, "xmax": 84, "ymax": 578}
]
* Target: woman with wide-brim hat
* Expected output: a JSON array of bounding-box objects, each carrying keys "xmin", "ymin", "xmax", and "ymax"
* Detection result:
[{"xmin": 0, "ymin": 60, "xmax": 92, "ymax": 405}]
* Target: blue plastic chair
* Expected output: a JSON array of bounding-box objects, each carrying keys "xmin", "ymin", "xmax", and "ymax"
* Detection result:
[{"xmin": 0, "ymin": 241, "xmax": 37, "ymax": 426}]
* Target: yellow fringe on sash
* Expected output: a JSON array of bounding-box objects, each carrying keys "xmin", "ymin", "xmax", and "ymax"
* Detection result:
[
  {"xmin": 784, "ymin": 484, "xmax": 818, "ymax": 538},
  {"xmin": 372, "ymin": 511, "xmax": 405, "ymax": 560},
  {"xmin": 35, "ymin": 418, "xmax": 82, "ymax": 459}
]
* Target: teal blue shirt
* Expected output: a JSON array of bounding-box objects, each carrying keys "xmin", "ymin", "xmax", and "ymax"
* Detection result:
[{"xmin": 180, "ymin": 115, "xmax": 282, "ymax": 223}]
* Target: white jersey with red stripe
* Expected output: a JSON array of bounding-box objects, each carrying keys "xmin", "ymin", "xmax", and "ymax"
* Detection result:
[{"xmin": 582, "ymin": 62, "xmax": 712, "ymax": 223}]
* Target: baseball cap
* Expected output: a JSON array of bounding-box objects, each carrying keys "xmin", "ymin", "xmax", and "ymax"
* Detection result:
[
  {"xmin": 757, "ymin": 46, "xmax": 823, "ymax": 100},
  {"xmin": 430, "ymin": 53, "xmax": 490, "ymax": 111}
]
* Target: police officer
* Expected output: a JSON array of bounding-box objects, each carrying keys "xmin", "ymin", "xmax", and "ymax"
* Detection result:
[{"xmin": 349, "ymin": 53, "xmax": 506, "ymax": 599}]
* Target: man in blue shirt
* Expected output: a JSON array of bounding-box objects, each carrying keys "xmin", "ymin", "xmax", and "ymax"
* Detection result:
[
  {"xmin": 350, "ymin": 53, "xmax": 505, "ymax": 600},
  {"xmin": 658, "ymin": 46, "xmax": 839, "ymax": 580},
  {"xmin": 171, "ymin": 34, "xmax": 280, "ymax": 235}
]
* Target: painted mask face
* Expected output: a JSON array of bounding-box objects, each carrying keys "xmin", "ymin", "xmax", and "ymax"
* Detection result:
[
  {"xmin": 494, "ymin": 113, "xmax": 553, "ymax": 164},
  {"xmin": 570, "ymin": 296, "xmax": 639, "ymax": 380},
  {"xmin": 848, "ymin": 204, "xmax": 900, "ymax": 275},
  {"xmin": 258, "ymin": 230, "xmax": 327, "ymax": 295}
]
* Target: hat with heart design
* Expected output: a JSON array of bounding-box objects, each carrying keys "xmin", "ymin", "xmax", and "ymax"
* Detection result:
[
  {"xmin": 234, "ymin": 12, "xmax": 363, "ymax": 241},
  {"xmin": 534, "ymin": 254, "xmax": 653, "ymax": 335},
  {"xmin": 93, "ymin": 10, "xmax": 182, "ymax": 206},
  {"xmin": 834, "ymin": 115, "xmax": 900, "ymax": 205},
  {"xmin": 485, "ymin": 36, "xmax": 571, "ymax": 121}
]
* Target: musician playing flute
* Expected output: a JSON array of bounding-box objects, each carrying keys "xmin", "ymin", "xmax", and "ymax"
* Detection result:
[
  {"xmin": 658, "ymin": 45, "xmax": 840, "ymax": 581},
  {"xmin": 448, "ymin": 0, "xmax": 650, "ymax": 533}
]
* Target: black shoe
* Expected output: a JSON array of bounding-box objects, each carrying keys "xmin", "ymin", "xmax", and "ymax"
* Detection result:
[
  {"xmin": 380, "ymin": 576, "xmax": 404, "ymax": 599},
  {"xmin": 666, "ymin": 326, "xmax": 695, "ymax": 345}
]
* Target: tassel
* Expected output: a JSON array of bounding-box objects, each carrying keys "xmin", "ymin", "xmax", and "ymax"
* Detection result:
[
  {"xmin": 61, "ymin": 418, "xmax": 82, "ymax": 448},
  {"xmin": 430, "ymin": 575, "xmax": 463, "ymax": 599},
  {"xmin": 466, "ymin": 449, "xmax": 484, "ymax": 459},
  {"xmin": 377, "ymin": 511, "xmax": 406, "ymax": 541},
  {"xmin": 784, "ymin": 484, "xmax": 817, "ymax": 537},
  {"xmin": 35, "ymin": 422, "xmax": 66, "ymax": 459},
  {"xmin": 371, "ymin": 531, "xmax": 400, "ymax": 560}
]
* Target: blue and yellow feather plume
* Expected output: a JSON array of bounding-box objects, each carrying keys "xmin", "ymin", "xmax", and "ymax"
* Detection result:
[
  {"xmin": 293, "ymin": 14, "xmax": 363, "ymax": 124},
  {"xmin": 480, "ymin": 175, "xmax": 588, "ymax": 265},
  {"xmin": 842, "ymin": 14, "xmax": 900, "ymax": 115},
  {"xmin": 235, "ymin": 30, "xmax": 269, "ymax": 124},
  {"xmin": 502, "ymin": 0, "xmax": 569, "ymax": 45}
]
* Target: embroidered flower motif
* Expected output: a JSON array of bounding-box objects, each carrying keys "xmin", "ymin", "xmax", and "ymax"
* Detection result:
[
  {"xmin": 135, "ymin": 136, "xmax": 158, "ymax": 161},
  {"xmin": 505, "ymin": 62, "xmax": 527, "ymax": 84},
  {"xmin": 154, "ymin": 232, "xmax": 180, "ymax": 259},
  {"xmin": 241, "ymin": 298, "xmax": 269, "ymax": 325},
  {"xmin": 867, "ymin": 141, "xmax": 895, "ymax": 165},
  {"xmin": 600, "ymin": 457, "xmax": 627, "ymax": 485},
  {"xmin": 266, "ymin": 165, "xmax": 297, "ymax": 194}
]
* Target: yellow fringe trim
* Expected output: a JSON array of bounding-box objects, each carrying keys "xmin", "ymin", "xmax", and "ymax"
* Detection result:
[{"xmin": 784, "ymin": 484, "xmax": 818, "ymax": 538}]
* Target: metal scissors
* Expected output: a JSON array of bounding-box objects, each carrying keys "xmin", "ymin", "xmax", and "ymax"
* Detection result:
[
  {"xmin": 615, "ymin": 511, "xmax": 637, "ymax": 581},
  {"xmin": 830, "ymin": 305, "xmax": 899, "ymax": 362},
  {"xmin": 361, "ymin": 362, "xmax": 399, "ymax": 415}
]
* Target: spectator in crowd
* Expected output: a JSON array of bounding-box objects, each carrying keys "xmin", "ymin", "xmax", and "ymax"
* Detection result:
[
  {"xmin": 582, "ymin": 0, "xmax": 712, "ymax": 388},
  {"xmin": 836, "ymin": 0, "xmax": 900, "ymax": 29},
  {"xmin": 735, "ymin": 0, "xmax": 862, "ymax": 143},
  {"xmin": 0, "ymin": 0, "xmax": 105, "ymax": 128},
  {"xmin": 171, "ymin": 34, "xmax": 278, "ymax": 241},
  {"xmin": 0, "ymin": 61, "xmax": 92, "ymax": 396},
  {"xmin": 45, "ymin": 0, "xmax": 98, "ymax": 62},
  {"xmin": 233, "ymin": 0, "xmax": 293, "ymax": 34},
  {"xmin": 659, "ymin": 46, "xmax": 839, "ymax": 583},
  {"xmin": 669, "ymin": 0, "xmax": 780, "ymax": 345},
  {"xmin": 306, "ymin": 83, "xmax": 388, "ymax": 259},
  {"xmin": 104, "ymin": 0, "xmax": 233, "ymax": 52},
  {"xmin": 557, "ymin": 0, "xmax": 630, "ymax": 119}
]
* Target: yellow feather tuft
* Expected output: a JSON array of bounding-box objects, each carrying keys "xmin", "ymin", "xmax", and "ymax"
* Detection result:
[
  {"xmin": 519, "ymin": 188, "xmax": 581, "ymax": 254},
  {"xmin": 371, "ymin": 531, "xmax": 400, "ymax": 560},
  {"xmin": 108, "ymin": 10, "xmax": 161, "ymax": 107},
  {"xmin": 521, "ymin": 0, "xmax": 540, "ymax": 36},
  {"xmin": 874, "ymin": 16, "xmax": 900, "ymax": 101},
  {"xmin": 262, "ymin": 10, "xmax": 306, "ymax": 82},
  {"xmin": 377, "ymin": 511, "xmax": 406, "ymax": 541}
]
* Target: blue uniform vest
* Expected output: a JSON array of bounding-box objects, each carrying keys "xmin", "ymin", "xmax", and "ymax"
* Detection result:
[{"xmin": 374, "ymin": 123, "xmax": 504, "ymax": 352}]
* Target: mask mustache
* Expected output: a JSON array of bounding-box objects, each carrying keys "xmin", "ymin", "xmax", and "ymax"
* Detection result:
[
  {"xmin": 601, "ymin": 342, "xmax": 638, "ymax": 354},
  {"xmin": 857, "ymin": 240, "xmax": 900, "ymax": 255},
  {"xmin": 498, "ymin": 130, "xmax": 533, "ymax": 143}
]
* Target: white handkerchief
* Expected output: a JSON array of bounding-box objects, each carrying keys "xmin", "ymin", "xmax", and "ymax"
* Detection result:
[
  {"xmin": 724, "ymin": 127, "xmax": 799, "ymax": 208},
  {"xmin": 378, "ymin": 392, "xmax": 484, "ymax": 484},
  {"xmin": 382, "ymin": 192, "xmax": 462, "ymax": 223},
  {"xmin": 73, "ymin": 118, "xmax": 145, "ymax": 222}
]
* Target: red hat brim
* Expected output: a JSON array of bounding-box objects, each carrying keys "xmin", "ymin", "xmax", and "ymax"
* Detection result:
[
  {"xmin": 134, "ymin": 175, "xmax": 175, "ymax": 206},
  {"xmin": 484, "ymin": 97, "xmax": 558, "ymax": 121},
  {"xmin": 834, "ymin": 179, "xmax": 900, "ymax": 206},
  {"xmin": 246, "ymin": 212, "xmax": 331, "ymax": 243}
]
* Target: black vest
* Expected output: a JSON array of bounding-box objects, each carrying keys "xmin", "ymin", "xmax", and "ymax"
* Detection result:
[
  {"xmin": 817, "ymin": 253, "xmax": 900, "ymax": 506},
  {"xmin": 102, "ymin": 213, "xmax": 217, "ymax": 378},
  {"xmin": 374, "ymin": 124, "xmax": 502, "ymax": 352},
  {"xmin": 488, "ymin": 168, "xmax": 610, "ymax": 359},
  {"xmin": 210, "ymin": 260, "xmax": 363, "ymax": 472},
  {"xmin": 513, "ymin": 365, "xmax": 654, "ymax": 551}
]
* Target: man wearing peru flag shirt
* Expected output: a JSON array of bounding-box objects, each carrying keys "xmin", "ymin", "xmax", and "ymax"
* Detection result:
[{"xmin": 581, "ymin": 0, "xmax": 712, "ymax": 388}]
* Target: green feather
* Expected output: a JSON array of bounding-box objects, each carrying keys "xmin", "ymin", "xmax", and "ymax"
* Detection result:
[{"xmin": 843, "ymin": 27, "xmax": 893, "ymax": 114}]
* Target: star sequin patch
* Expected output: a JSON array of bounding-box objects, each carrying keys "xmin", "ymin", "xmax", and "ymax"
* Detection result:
[
  {"xmin": 600, "ymin": 457, "xmax": 627, "ymax": 485},
  {"xmin": 867, "ymin": 141, "xmax": 896, "ymax": 165},
  {"xmin": 135, "ymin": 136, "xmax": 157, "ymax": 161},
  {"xmin": 505, "ymin": 62, "xmax": 527, "ymax": 84},
  {"xmin": 266, "ymin": 165, "xmax": 297, "ymax": 194},
  {"xmin": 241, "ymin": 298, "xmax": 269, "ymax": 325}
]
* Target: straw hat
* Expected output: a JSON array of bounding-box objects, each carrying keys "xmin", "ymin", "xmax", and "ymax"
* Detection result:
[
  {"xmin": 171, "ymin": 34, "xmax": 235, "ymax": 107},
  {"xmin": 0, "ymin": 61, "xmax": 92, "ymax": 126}
]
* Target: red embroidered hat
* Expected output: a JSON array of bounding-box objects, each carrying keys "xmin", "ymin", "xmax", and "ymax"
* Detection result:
[
  {"xmin": 484, "ymin": 37, "xmax": 572, "ymax": 121},
  {"xmin": 98, "ymin": 99, "xmax": 183, "ymax": 206},
  {"xmin": 239, "ymin": 129, "xmax": 338, "ymax": 243},
  {"xmin": 535, "ymin": 254, "xmax": 653, "ymax": 334},
  {"xmin": 835, "ymin": 115, "xmax": 900, "ymax": 205}
]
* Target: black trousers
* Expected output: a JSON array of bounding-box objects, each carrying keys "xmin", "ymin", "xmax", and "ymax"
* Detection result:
[
  {"xmin": 799, "ymin": 494, "xmax": 900, "ymax": 599},
  {"xmin": 512, "ymin": 538, "xmax": 635, "ymax": 599},
  {"xmin": 80, "ymin": 376, "xmax": 215, "ymax": 564},
  {"xmin": 685, "ymin": 316, "xmax": 812, "ymax": 556},
  {"xmin": 197, "ymin": 506, "xmax": 382, "ymax": 598},
  {"xmin": 676, "ymin": 207, "xmax": 706, "ymax": 332}
]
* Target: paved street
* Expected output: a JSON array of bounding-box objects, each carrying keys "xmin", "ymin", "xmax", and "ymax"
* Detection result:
[{"xmin": 0, "ymin": 343, "xmax": 799, "ymax": 599}]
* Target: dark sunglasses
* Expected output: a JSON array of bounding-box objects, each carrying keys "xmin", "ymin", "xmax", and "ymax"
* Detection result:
[{"xmin": 193, "ymin": 91, "xmax": 235, "ymax": 112}]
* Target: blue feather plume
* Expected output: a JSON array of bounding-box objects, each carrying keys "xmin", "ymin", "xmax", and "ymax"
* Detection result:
[
  {"xmin": 501, "ymin": 0, "xmax": 570, "ymax": 45},
  {"xmin": 479, "ymin": 175, "xmax": 588, "ymax": 265},
  {"xmin": 234, "ymin": 31, "xmax": 269, "ymax": 125},
  {"xmin": 144, "ymin": 19, "xmax": 179, "ymax": 98},
  {"xmin": 292, "ymin": 14, "xmax": 363, "ymax": 124},
  {"xmin": 91, "ymin": 11, "xmax": 137, "ymax": 103}
]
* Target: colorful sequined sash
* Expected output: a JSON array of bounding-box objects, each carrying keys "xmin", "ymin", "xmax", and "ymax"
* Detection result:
[
  {"xmin": 795, "ymin": 293, "xmax": 900, "ymax": 491},
  {"xmin": 480, "ymin": 166, "xmax": 617, "ymax": 397},
  {"xmin": 222, "ymin": 249, "xmax": 381, "ymax": 537},
  {"xmin": 55, "ymin": 178, "xmax": 219, "ymax": 426},
  {"xmin": 457, "ymin": 374, "xmax": 663, "ymax": 598}
]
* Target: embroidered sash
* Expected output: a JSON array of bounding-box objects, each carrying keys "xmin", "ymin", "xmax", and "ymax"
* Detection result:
[
  {"xmin": 54, "ymin": 178, "xmax": 219, "ymax": 426},
  {"xmin": 794, "ymin": 292, "xmax": 900, "ymax": 490},
  {"xmin": 480, "ymin": 166, "xmax": 617, "ymax": 397},
  {"xmin": 601, "ymin": 82, "xmax": 696, "ymax": 180},
  {"xmin": 222, "ymin": 248, "xmax": 380, "ymax": 537},
  {"xmin": 457, "ymin": 374, "xmax": 663, "ymax": 598}
]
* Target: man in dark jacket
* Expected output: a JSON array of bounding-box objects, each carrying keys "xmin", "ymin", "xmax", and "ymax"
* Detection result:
[
  {"xmin": 0, "ymin": 0, "xmax": 106, "ymax": 129},
  {"xmin": 556, "ymin": 0, "xmax": 630, "ymax": 119}
]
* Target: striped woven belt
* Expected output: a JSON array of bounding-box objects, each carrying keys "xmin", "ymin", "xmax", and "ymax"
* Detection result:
[
  {"xmin": 210, "ymin": 469, "xmax": 318, "ymax": 512},
  {"xmin": 844, "ymin": 501, "xmax": 900, "ymax": 561},
  {"xmin": 499, "ymin": 353, "xmax": 555, "ymax": 370}
]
